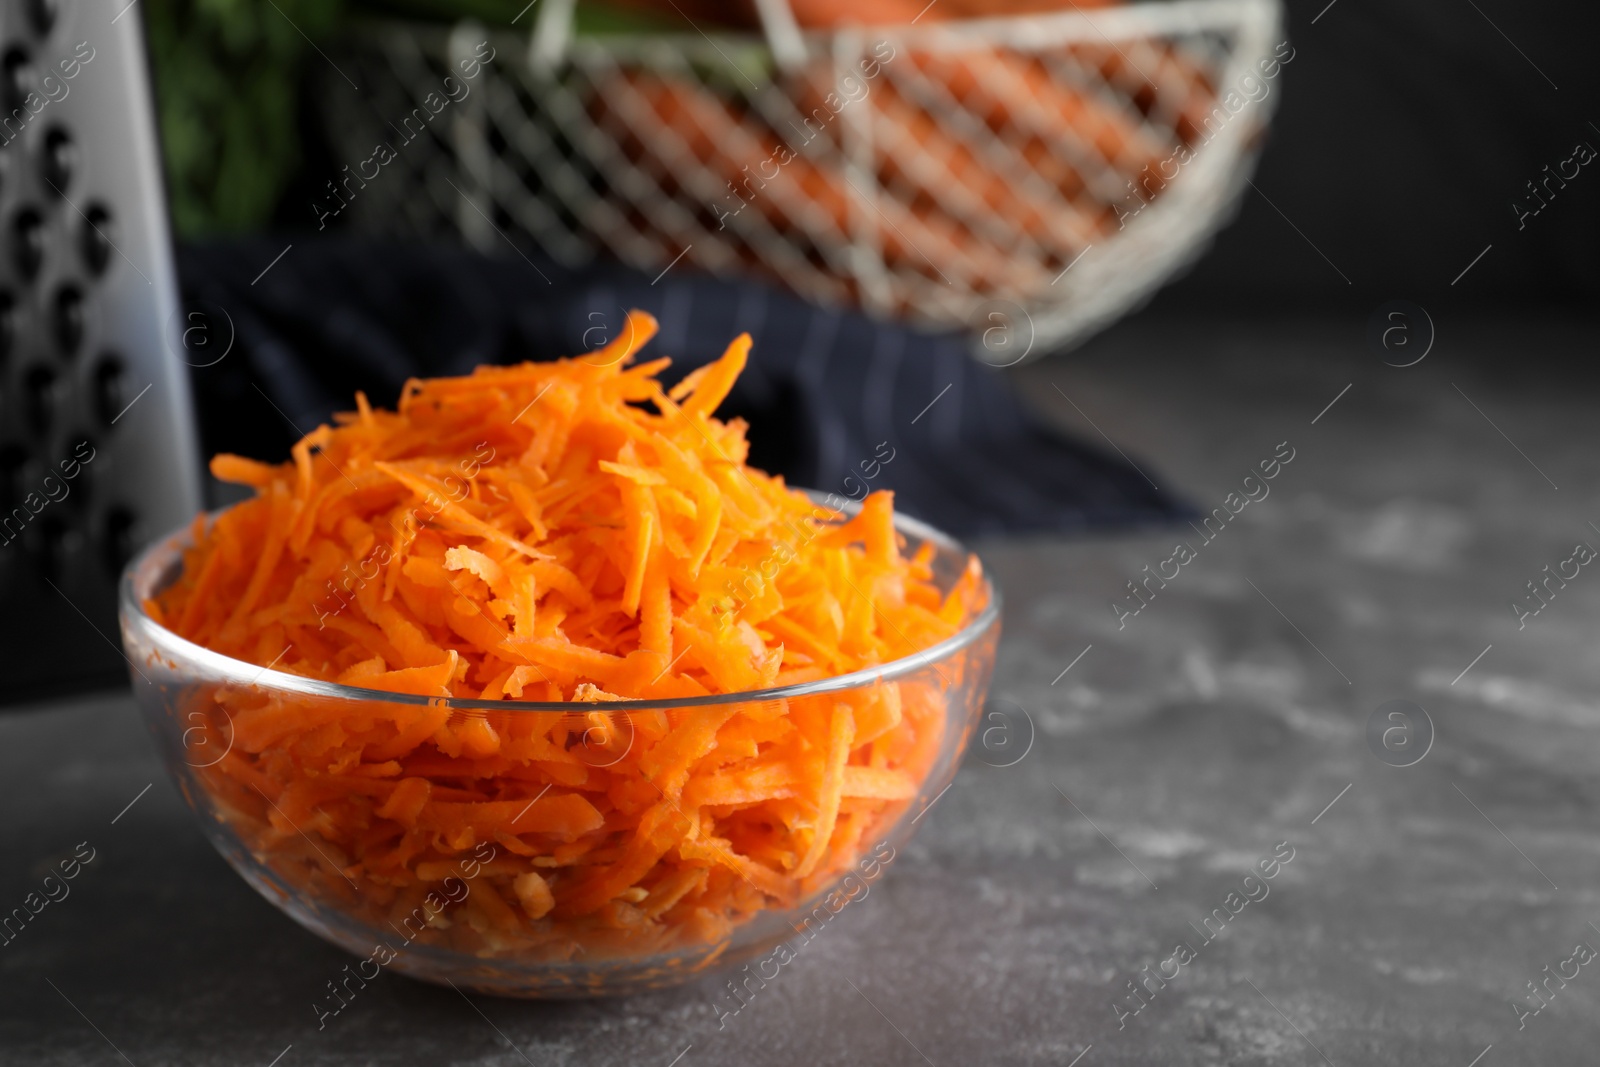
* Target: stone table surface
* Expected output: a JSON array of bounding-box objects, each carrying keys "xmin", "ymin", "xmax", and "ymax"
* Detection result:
[{"xmin": 5, "ymin": 315, "xmax": 1600, "ymax": 1066}]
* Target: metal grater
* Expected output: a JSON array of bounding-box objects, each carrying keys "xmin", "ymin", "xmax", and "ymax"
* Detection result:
[{"xmin": 0, "ymin": 0, "xmax": 201, "ymax": 703}]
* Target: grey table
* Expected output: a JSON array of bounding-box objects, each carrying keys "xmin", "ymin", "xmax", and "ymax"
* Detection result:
[{"xmin": 5, "ymin": 315, "xmax": 1599, "ymax": 1066}]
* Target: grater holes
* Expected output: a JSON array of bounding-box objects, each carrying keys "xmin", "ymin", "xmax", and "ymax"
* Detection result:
[
  {"xmin": 82, "ymin": 203, "xmax": 113, "ymax": 275},
  {"xmin": 41, "ymin": 126, "xmax": 73, "ymax": 195},
  {"xmin": 1, "ymin": 47, "xmax": 30, "ymax": 115},
  {"xmin": 52, "ymin": 284, "xmax": 84, "ymax": 356},
  {"xmin": 92, "ymin": 353, "xmax": 125, "ymax": 427},
  {"xmin": 27, "ymin": 0, "xmax": 59, "ymax": 36},
  {"xmin": 13, "ymin": 208, "xmax": 44, "ymax": 279}
]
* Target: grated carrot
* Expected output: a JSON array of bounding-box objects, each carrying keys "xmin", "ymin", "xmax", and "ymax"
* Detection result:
[{"xmin": 154, "ymin": 312, "xmax": 988, "ymax": 969}]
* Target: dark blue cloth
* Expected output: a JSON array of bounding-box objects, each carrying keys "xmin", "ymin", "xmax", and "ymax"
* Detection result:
[{"xmin": 178, "ymin": 239, "xmax": 1184, "ymax": 538}]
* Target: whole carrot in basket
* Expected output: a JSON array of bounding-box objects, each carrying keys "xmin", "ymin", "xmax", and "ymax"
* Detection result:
[
  {"xmin": 906, "ymin": 0, "xmax": 1121, "ymax": 18},
  {"xmin": 1063, "ymin": 40, "xmax": 1223, "ymax": 149},
  {"xmin": 593, "ymin": 69, "xmax": 1054, "ymax": 295},
  {"xmin": 787, "ymin": 66, "xmax": 1106, "ymax": 261},
  {"xmin": 606, "ymin": 0, "xmax": 932, "ymax": 28},
  {"xmin": 899, "ymin": 47, "xmax": 1170, "ymax": 181},
  {"xmin": 612, "ymin": 0, "xmax": 1123, "ymax": 28},
  {"xmin": 783, "ymin": 0, "xmax": 930, "ymax": 24}
]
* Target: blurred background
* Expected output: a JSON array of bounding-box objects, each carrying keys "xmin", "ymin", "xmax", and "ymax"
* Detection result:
[{"xmin": 148, "ymin": 0, "xmax": 1599, "ymax": 304}]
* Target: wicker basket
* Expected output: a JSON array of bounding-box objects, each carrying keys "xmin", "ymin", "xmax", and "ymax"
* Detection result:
[{"xmin": 320, "ymin": 0, "xmax": 1282, "ymax": 358}]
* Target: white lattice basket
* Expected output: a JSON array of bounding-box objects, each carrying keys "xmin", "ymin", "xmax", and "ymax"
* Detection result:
[{"xmin": 323, "ymin": 0, "xmax": 1283, "ymax": 357}]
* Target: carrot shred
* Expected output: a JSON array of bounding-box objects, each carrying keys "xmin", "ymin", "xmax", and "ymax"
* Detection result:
[{"xmin": 156, "ymin": 312, "xmax": 989, "ymax": 969}]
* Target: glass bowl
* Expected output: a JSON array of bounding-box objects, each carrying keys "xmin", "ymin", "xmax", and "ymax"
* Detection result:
[{"xmin": 119, "ymin": 503, "xmax": 1000, "ymax": 998}]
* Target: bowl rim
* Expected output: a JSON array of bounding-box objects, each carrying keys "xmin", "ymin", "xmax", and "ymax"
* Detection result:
[{"xmin": 119, "ymin": 494, "xmax": 1002, "ymax": 714}]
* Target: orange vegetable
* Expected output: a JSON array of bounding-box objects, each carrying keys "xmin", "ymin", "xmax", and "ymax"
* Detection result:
[
  {"xmin": 595, "ymin": 71, "xmax": 1049, "ymax": 299},
  {"xmin": 155, "ymin": 313, "xmax": 987, "ymax": 967}
]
